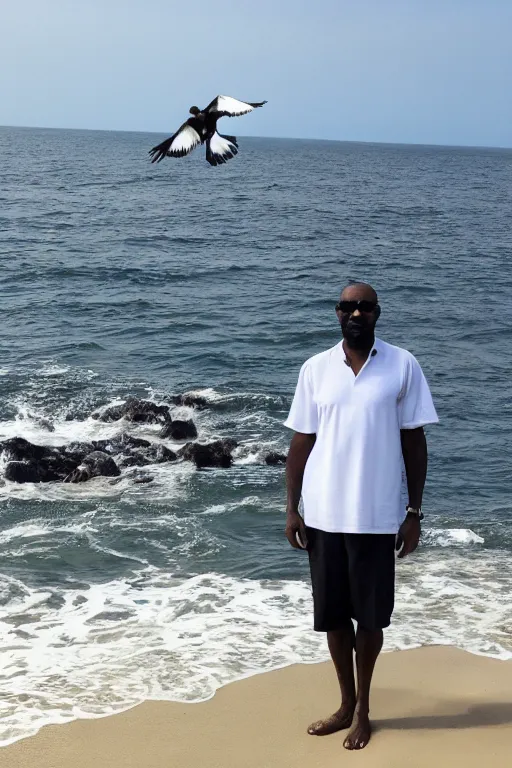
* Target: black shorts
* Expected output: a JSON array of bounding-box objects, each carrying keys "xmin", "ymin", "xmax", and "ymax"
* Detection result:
[{"xmin": 306, "ymin": 527, "xmax": 396, "ymax": 632}]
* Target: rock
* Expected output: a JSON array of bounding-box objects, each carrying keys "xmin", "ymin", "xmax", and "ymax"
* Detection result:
[
  {"xmin": 0, "ymin": 438, "xmax": 86, "ymax": 482},
  {"xmin": 169, "ymin": 394, "xmax": 208, "ymax": 410},
  {"xmin": 0, "ymin": 437, "xmax": 50, "ymax": 462},
  {"xmin": 91, "ymin": 403, "xmax": 125, "ymax": 422},
  {"xmin": 179, "ymin": 439, "xmax": 237, "ymax": 469},
  {"xmin": 66, "ymin": 441, "xmax": 96, "ymax": 454},
  {"xmin": 64, "ymin": 452, "xmax": 121, "ymax": 483},
  {"xmin": 159, "ymin": 420, "xmax": 198, "ymax": 441},
  {"xmin": 264, "ymin": 452, "xmax": 287, "ymax": 465},
  {"xmin": 94, "ymin": 434, "xmax": 152, "ymax": 453},
  {"xmin": 118, "ymin": 444, "xmax": 177, "ymax": 468},
  {"xmin": 45, "ymin": 453, "xmax": 83, "ymax": 480},
  {"xmin": 92, "ymin": 398, "xmax": 171, "ymax": 424},
  {"xmin": 5, "ymin": 461, "xmax": 46, "ymax": 483},
  {"xmin": 132, "ymin": 474, "xmax": 154, "ymax": 484}
]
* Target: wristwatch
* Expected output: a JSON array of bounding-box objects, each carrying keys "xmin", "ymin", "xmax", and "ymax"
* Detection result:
[{"xmin": 406, "ymin": 506, "xmax": 424, "ymax": 521}]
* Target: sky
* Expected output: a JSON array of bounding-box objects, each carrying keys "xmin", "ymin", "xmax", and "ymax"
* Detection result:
[{"xmin": 1, "ymin": 0, "xmax": 511, "ymax": 147}]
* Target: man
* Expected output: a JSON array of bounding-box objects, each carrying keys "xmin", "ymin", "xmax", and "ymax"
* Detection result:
[{"xmin": 284, "ymin": 282, "xmax": 438, "ymax": 751}]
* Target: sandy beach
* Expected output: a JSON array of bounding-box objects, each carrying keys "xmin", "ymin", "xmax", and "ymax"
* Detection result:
[{"xmin": 1, "ymin": 646, "xmax": 511, "ymax": 768}]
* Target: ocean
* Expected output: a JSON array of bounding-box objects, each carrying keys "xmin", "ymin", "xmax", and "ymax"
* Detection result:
[{"xmin": 0, "ymin": 125, "xmax": 511, "ymax": 745}]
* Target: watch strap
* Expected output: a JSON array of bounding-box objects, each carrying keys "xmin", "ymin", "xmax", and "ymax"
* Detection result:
[{"xmin": 406, "ymin": 506, "xmax": 424, "ymax": 521}]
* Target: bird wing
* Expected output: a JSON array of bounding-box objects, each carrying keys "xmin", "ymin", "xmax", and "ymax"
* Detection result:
[
  {"xmin": 205, "ymin": 132, "xmax": 239, "ymax": 166},
  {"xmin": 148, "ymin": 122, "xmax": 201, "ymax": 163},
  {"xmin": 204, "ymin": 95, "xmax": 267, "ymax": 118}
]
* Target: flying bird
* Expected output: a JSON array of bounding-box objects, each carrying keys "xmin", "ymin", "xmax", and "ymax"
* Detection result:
[{"xmin": 148, "ymin": 96, "xmax": 267, "ymax": 167}]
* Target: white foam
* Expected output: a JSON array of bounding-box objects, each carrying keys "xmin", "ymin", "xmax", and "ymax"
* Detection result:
[
  {"xmin": 36, "ymin": 365, "xmax": 70, "ymax": 377},
  {"xmin": 0, "ymin": 523, "xmax": 56, "ymax": 545},
  {"xmin": 424, "ymin": 528, "xmax": 484, "ymax": 547},
  {"xmin": 202, "ymin": 496, "xmax": 260, "ymax": 516},
  {"xmin": 183, "ymin": 388, "xmax": 286, "ymax": 408}
]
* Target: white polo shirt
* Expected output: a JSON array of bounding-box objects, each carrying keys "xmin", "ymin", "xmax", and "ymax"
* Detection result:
[{"xmin": 284, "ymin": 338, "xmax": 439, "ymax": 534}]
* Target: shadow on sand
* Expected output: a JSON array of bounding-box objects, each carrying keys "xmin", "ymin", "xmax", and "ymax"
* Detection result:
[{"xmin": 375, "ymin": 702, "xmax": 512, "ymax": 731}]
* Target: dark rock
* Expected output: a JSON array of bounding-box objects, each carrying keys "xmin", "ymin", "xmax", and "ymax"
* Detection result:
[
  {"xmin": 64, "ymin": 442, "xmax": 97, "ymax": 461},
  {"xmin": 0, "ymin": 437, "xmax": 51, "ymax": 462},
  {"xmin": 179, "ymin": 439, "xmax": 237, "ymax": 469},
  {"xmin": 118, "ymin": 444, "xmax": 177, "ymax": 468},
  {"xmin": 132, "ymin": 474, "xmax": 154, "ymax": 484},
  {"xmin": 159, "ymin": 419, "xmax": 198, "ymax": 441},
  {"xmin": 264, "ymin": 452, "xmax": 287, "ymax": 465},
  {"xmin": 1, "ymin": 438, "xmax": 85, "ymax": 482},
  {"xmin": 5, "ymin": 461, "xmax": 45, "ymax": 483},
  {"xmin": 92, "ymin": 398, "xmax": 171, "ymax": 424},
  {"xmin": 95, "ymin": 434, "xmax": 152, "ymax": 454},
  {"xmin": 91, "ymin": 403, "xmax": 125, "ymax": 422},
  {"xmin": 64, "ymin": 452, "xmax": 121, "ymax": 483},
  {"xmin": 44, "ymin": 454, "xmax": 83, "ymax": 479},
  {"xmin": 169, "ymin": 394, "xmax": 208, "ymax": 410}
]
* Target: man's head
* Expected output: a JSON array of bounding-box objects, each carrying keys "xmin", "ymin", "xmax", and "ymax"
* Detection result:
[{"xmin": 336, "ymin": 282, "xmax": 380, "ymax": 350}]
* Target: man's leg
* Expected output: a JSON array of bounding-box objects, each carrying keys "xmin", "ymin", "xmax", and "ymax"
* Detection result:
[
  {"xmin": 306, "ymin": 528, "xmax": 356, "ymax": 735},
  {"xmin": 343, "ymin": 626, "xmax": 383, "ymax": 749},
  {"xmin": 307, "ymin": 621, "xmax": 356, "ymax": 735},
  {"xmin": 343, "ymin": 533, "xmax": 395, "ymax": 750}
]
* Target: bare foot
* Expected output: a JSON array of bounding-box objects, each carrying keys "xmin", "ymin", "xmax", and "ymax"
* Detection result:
[
  {"xmin": 307, "ymin": 704, "xmax": 355, "ymax": 736},
  {"xmin": 343, "ymin": 711, "xmax": 371, "ymax": 750}
]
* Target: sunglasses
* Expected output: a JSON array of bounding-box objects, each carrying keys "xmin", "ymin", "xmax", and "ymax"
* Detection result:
[{"xmin": 335, "ymin": 300, "xmax": 378, "ymax": 314}]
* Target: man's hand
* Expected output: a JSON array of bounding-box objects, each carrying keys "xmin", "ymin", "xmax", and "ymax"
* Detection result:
[
  {"xmin": 397, "ymin": 514, "xmax": 421, "ymax": 559},
  {"xmin": 285, "ymin": 509, "xmax": 308, "ymax": 550}
]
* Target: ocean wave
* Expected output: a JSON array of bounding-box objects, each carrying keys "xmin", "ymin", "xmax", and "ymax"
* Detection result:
[
  {"xmin": 184, "ymin": 388, "xmax": 288, "ymax": 411},
  {"xmin": 423, "ymin": 528, "xmax": 484, "ymax": 547},
  {"xmin": 201, "ymin": 496, "xmax": 261, "ymax": 516},
  {"xmin": 36, "ymin": 365, "xmax": 70, "ymax": 377}
]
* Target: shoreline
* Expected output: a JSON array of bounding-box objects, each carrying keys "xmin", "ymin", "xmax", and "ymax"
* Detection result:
[
  {"xmin": 1, "ymin": 646, "xmax": 511, "ymax": 768},
  {"xmin": 1, "ymin": 642, "xmax": 510, "ymax": 750}
]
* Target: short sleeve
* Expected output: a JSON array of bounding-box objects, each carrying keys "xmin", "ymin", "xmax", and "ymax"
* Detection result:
[
  {"xmin": 283, "ymin": 362, "xmax": 318, "ymax": 434},
  {"xmin": 398, "ymin": 354, "xmax": 439, "ymax": 429}
]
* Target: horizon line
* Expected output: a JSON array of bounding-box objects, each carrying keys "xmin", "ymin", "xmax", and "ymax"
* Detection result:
[{"xmin": 1, "ymin": 123, "xmax": 511, "ymax": 152}]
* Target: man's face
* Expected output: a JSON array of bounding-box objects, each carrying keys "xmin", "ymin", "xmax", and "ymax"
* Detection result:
[{"xmin": 336, "ymin": 287, "xmax": 379, "ymax": 349}]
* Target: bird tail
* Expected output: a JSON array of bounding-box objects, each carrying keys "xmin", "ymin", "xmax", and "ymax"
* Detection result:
[
  {"xmin": 148, "ymin": 137, "xmax": 173, "ymax": 164},
  {"xmin": 206, "ymin": 133, "xmax": 239, "ymax": 167}
]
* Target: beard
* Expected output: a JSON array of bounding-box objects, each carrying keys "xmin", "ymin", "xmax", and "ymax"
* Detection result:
[{"xmin": 341, "ymin": 317, "xmax": 375, "ymax": 350}]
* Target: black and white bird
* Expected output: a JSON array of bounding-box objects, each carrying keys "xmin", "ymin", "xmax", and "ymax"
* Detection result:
[{"xmin": 148, "ymin": 95, "xmax": 267, "ymax": 167}]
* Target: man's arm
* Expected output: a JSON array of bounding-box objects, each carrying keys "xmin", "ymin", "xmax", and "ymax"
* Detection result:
[
  {"xmin": 398, "ymin": 427, "xmax": 428, "ymax": 558},
  {"xmin": 285, "ymin": 432, "xmax": 316, "ymax": 549},
  {"xmin": 401, "ymin": 426, "xmax": 427, "ymax": 509}
]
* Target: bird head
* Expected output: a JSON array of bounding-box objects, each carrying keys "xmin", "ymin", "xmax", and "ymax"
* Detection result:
[{"xmin": 189, "ymin": 106, "xmax": 200, "ymax": 116}]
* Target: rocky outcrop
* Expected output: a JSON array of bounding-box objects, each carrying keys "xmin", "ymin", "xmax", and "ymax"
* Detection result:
[
  {"xmin": 179, "ymin": 439, "xmax": 238, "ymax": 469},
  {"xmin": 64, "ymin": 452, "xmax": 121, "ymax": 483},
  {"xmin": 168, "ymin": 394, "xmax": 208, "ymax": 409},
  {"xmin": 264, "ymin": 452, "xmax": 287, "ymax": 465},
  {"xmin": 5, "ymin": 461, "xmax": 51, "ymax": 483},
  {"xmin": 159, "ymin": 419, "xmax": 198, "ymax": 441},
  {"xmin": 118, "ymin": 443, "xmax": 177, "ymax": 468},
  {"xmin": 0, "ymin": 438, "xmax": 83, "ymax": 482},
  {"xmin": 92, "ymin": 397, "xmax": 171, "ymax": 424},
  {"xmin": 0, "ymin": 433, "xmax": 177, "ymax": 484},
  {"xmin": 0, "ymin": 393, "xmax": 288, "ymax": 483}
]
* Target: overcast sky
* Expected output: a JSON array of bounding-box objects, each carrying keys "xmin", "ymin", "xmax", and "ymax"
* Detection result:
[{"xmin": 1, "ymin": 0, "xmax": 511, "ymax": 147}]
